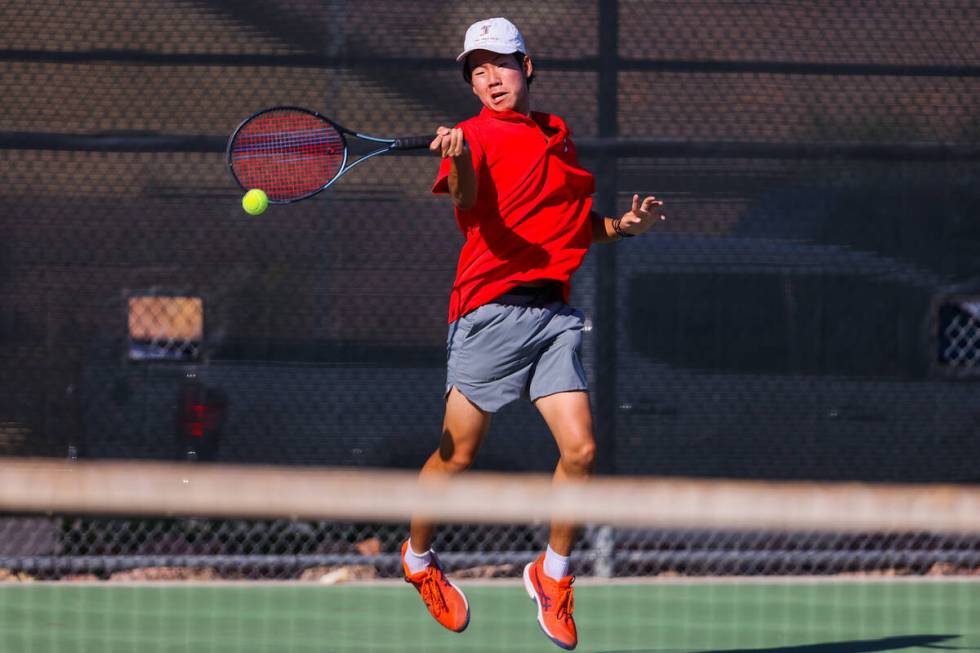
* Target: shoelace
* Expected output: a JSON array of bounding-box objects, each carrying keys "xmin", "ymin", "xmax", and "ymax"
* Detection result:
[
  {"xmin": 419, "ymin": 572, "xmax": 448, "ymax": 616},
  {"xmin": 555, "ymin": 579, "xmax": 575, "ymax": 621}
]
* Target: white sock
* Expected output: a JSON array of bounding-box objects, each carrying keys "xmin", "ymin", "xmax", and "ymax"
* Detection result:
[
  {"xmin": 543, "ymin": 546, "xmax": 570, "ymax": 580},
  {"xmin": 404, "ymin": 539, "xmax": 433, "ymax": 575}
]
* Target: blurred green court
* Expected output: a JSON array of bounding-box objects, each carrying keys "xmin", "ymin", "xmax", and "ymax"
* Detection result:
[{"xmin": 1, "ymin": 580, "xmax": 977, "ymax": 653}]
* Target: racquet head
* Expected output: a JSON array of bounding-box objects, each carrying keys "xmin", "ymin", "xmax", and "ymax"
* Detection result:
[{"xmin": 226, "ymin": 107, "xmax": 347, "ymax": 203}]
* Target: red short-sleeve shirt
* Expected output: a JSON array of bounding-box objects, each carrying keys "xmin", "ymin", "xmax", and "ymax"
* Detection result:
[{"xmin": 433, "ymin": 107, "xmax": 596, "ymax": 323}]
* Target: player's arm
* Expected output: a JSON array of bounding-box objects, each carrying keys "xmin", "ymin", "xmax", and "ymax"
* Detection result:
[
  {"xmin": 430, "ymin": 127, "xmax": 477, "ymax": 210},
  {"xmin": 591, "ymin": 194, "xmax": 666, "ymax": 243},
  {"xmin": 591, "ymin": 212, "xmax": 622, "ymax": 243}
]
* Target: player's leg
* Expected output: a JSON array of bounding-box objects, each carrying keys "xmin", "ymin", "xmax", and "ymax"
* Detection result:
[
  {"xmin": 409, "ymin": 385, "xmax": 492, "ymax": 551},
  {"xmin": 402, "ymin": 385, "xmax": 491, "ymax": 634},
  {"xmin": 521, "ymin": 296, "xmax": 591, "ymax": 650},
  {"xmin": 523, "ymin": 389, "xmax": 594, "ymax": 650},
  {"xmin": 525, "ymin": 303, "xmax": 594, "ymax": 558},
  {"xmin": 535, "ymin": 389, "xmax": 596, "ymax": 555}
]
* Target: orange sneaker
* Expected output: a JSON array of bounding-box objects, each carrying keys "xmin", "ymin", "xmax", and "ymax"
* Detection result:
[
  {"xmin": 523, "ymin": 554, "xmax": 577, "ymax": 649},
  {"xmin": 401, "ymin": 540, "xmax": 470, "ymax": 633}
]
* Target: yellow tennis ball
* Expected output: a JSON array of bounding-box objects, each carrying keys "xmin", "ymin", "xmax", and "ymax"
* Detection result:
[{"xmin": 242, "ymin": 189, "xmax": 269, "ymax": 216}]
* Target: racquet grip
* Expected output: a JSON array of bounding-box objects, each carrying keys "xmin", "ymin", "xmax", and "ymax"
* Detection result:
[{"xmin": 392, "ymin": 135, "xmax": 433, "ymax": 150}]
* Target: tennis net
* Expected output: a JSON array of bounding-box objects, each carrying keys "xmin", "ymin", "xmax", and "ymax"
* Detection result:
[{"xmin": 0, "ymin": 458, "xmax": 977, "ymax": 652}]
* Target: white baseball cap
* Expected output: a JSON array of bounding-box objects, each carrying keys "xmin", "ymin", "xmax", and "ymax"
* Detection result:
[{"xmin": 456, "ymin": 17, "xmax": 527, "ymax": 62}]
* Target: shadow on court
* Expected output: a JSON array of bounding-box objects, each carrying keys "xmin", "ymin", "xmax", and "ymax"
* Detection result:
[{"xmin": 599, "ymin": 634, "xmax": 975, "ymax": 653}]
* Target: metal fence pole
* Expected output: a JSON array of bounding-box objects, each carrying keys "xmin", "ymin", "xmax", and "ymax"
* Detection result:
[{"xmin": 593, "ymin": 0, "xmax": 620, "ymax": 578}]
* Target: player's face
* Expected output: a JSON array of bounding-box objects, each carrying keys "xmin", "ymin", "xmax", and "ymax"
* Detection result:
[{"xmin": 468, "ymin": 50, "xmax": 532, "ymax": 114}]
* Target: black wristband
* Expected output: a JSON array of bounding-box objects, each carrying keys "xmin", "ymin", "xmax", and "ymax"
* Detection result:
[{"xmin": 612, "ymin": 217, "xmax": 635, "ymax": 238}]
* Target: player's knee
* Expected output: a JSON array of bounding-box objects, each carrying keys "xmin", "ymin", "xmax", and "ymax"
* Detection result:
[
  {"xmin": 443, "ymin": 450, "xmax": 476, "ymax": 472},
  {"xmin": 438, "ymin": 438, "xmax": 477, "ymax": 472},
  {"xmin": 563, "ymin": 439, "xmax": 596, "ymax": 474}
]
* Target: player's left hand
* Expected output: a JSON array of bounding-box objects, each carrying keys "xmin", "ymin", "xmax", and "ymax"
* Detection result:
[{"xmin": 619, "ymin": 194, "xmax": 666, "ymax": 236}]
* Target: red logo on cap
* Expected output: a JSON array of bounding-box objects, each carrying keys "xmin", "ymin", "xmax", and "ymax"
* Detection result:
[{"xmin": 480, "ymin": 24, "xmax": 492, "ymax": 36}]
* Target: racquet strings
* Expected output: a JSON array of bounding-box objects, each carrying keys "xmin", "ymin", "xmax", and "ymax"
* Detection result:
[{"xmin": 230, "ymin": 109, "xmax": 345, "ymax": 201}]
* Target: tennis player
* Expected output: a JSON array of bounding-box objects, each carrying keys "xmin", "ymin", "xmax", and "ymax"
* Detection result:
[{"xmin": 401, "ymin": 17, "xmax": 665, "ymax": 649}]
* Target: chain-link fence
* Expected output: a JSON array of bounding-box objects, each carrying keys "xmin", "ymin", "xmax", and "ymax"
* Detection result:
[
  {"xmin": 4, "ymin": 516, "xmax": 979, "ymax": 581},
  {"xmin": 1, "ymin": 0, "xmax": 979, "ymax": 578}
]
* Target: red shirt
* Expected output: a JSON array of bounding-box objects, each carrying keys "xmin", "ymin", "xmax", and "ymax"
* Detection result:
[{"xmin": 433, "ymin": 107, "xmax": 595, "ymax": 323}]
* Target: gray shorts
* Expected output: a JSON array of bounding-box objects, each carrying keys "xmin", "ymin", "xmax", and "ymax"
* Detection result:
[{"xmin": 446, "ymin": 298, "xmax": 588, "ymax": 413}]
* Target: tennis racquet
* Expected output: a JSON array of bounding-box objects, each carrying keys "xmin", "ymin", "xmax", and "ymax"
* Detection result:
[{"xmin": 226, "ymin": 106, "xmax": 432, "ymax": 204}]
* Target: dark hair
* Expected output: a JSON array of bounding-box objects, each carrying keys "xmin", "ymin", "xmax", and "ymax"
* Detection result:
[{"xmin": 462, "ymin": 52, "xmax": 535, "ymax": 87}]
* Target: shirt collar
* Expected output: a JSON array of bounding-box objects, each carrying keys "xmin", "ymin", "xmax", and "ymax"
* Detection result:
[
  {"xmin": 480, "ymin": 106, "xmax": 531, "ymax": 123},
  {"xmin": 479, "ymin": 107, "xmax": 569, "ymax": 137}
]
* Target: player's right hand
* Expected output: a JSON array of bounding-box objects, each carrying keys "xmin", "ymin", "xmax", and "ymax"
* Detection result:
[{"xmin": 430, "ymin": 126, "xmax": 468, "ymax": 159}]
